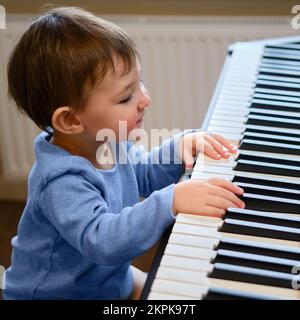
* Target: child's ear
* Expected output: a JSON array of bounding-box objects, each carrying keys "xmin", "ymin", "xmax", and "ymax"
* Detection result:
[{"xmin": 52, "ymin": 106, "xmax": 84, "ymax": 134}]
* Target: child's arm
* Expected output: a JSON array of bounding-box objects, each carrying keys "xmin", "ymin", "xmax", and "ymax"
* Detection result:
[
  {"xmin": 39, "ymin": 172, "xmax": 243, "ymax": 267},
  {"xmin": 133, "ymin": 131, "xmax": 237, "ymax": 197},
  {"xmin": 39, "ymin": 174, "xmax": 176, "ymax": 266},
  {"xmin": 132, "ymin": 133, "xmax": 185, "ymax": 197}
]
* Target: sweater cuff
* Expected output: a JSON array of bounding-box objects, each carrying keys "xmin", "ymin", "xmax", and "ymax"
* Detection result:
[{"xmin": 157, "ymin": 183, "xmax": 177, "ymax": 221}]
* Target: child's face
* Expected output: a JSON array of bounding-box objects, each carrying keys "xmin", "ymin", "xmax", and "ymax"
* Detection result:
[{"xmin": 77, "ymin": 57, "xmax": 151, "ymax": 142}]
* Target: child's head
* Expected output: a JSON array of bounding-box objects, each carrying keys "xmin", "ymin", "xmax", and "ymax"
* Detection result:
[{"xmin": 8, "ymin": 7, "xmax": 151, "ymax": 141}]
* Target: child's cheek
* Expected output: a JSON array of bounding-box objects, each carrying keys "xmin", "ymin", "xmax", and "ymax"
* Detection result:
[{"xmin": 125, "ymin": 117, "xmax": 138, "ymax": 133}]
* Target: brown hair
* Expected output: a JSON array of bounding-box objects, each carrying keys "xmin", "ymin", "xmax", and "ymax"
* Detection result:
[{"xmin": 7, "ymin": 7, "xmax": 138, "ymax": 131}]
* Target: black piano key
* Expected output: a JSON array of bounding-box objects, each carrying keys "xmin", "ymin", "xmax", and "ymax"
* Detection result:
[
  {"xmin": 217, "ymin": 237, "xmax": 300, "ymax": 261},
  {"xmin": 253, "ymin": 92, "xmax": 300, "ymax": 103},
  {"xmin": 205, "ymin": 286, "xmax": 275, "ymax": 300},
  {"xmin": 210, "ymin": 263, "xmax": 299, "ymax": 289},
  {"xmin": 237, "ymin": 153, "xmax": 300, "ymax": 168},
  {"xmin": 265, "ymin": 44, "xmax": 300, "ymax": 51},
  {"xmin": 204, "ymin": 289, "xmax": 250, "ymax": 300},
  {"xmin": 244, "ymin": 127, "xmax": 300, "ymax": 139},
  {"xmin": 263, "ymin": 52, "xmax": 300, "ymax": 62},
  {"xmin": 220, "ymin": 218, "xmax": 300, "ymax": 241},
  {"xmin": 246, "ymin": 116, "xmax": 300, "ymax": 130},
  {"xmin": 225, "ymin": 208, "xmax": 300, "ymax": 229},
  {"xmin": 259, "ymin": 70, "xmax": 300, "ymax": 79},
  {"xmin": 239, "ymin": 139, "xmax": 300, "ymax": 155},
  {"xmin": 213, "ymin": 249, "xmax": 297, "ymax": 274},
  {"xmin": 256, "ymin": 82, "xmax": 300, "ymax": 92},
  {"xmin": 232, "ymin": 175, "xmax": 300, "ymax": 192},
  {"xmin": 255, "ymin": 88, "xmax": 300, "ymax": 99},
  {"xmin": 249, "ymin": 110, "xmax": 300, "ymax": 120},
  {"xmin": 234, "ymin": 159, "xmax": 300, "ymax": 178},
  {"xmin": 258, "ymin": 75, "xmax": 300, "ymax": 85},
  {"xmin": 250, "ymin": 101, "xmax": 300, "ymax": 113},
  {"xmin": 261, "ymin": 62, "xmax": 300, "ymax": 72},
  {"xmin": 262, "ymin": 58, "xmax": 300, "ymax": 68},
  {"xmin": 230, "ymin": 183, "xmax": 300, "ymax": 201},
  {"xmin": 242, "ymin": 193, "xmax": 300, "ymax": 214},
  {"xmin": 241, "ymin": 133, "xmax": 300, "ymax": 146}
]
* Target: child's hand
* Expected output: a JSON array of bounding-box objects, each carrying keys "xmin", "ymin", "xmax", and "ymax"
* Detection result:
[
  {"xmin": 172, "ymin": 178, "xmax": 245, "ymax": 217},
  {"xmin": 179, "ymin": 131, "xmax": 237, "ymax": 169}
]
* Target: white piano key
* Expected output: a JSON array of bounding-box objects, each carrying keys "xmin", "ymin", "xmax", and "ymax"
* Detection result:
[
  {"xmin": 169, "ymin": 233, "xmax": 219, "ymax": 249},
  {"xmin": 151, "ymin": 278, "xmax": 208, "ymax": 299},
  {"xmin": 148, "ymin": 292, "xmax": 195, "ymax": 300},
  {"xmin": 211, "ymin": 114, "xmax": 246, "ymax": 122},
  {"xmin": 208, "ymin": 124, "xmax": 244, "ymax": 134},
  {"xmin": 160, "ymin": 254, "xmax": 214, "ymax": 272},
  {"xmin": 218, "ymin": 94, "xmax": 251, "ymax": 102},
  {"xmin": 193, "ymin": 164, "xmax": 233, "ymax": 175},
  {"xmin": 214, "ymin": 132, "xmax": 241, "ymax": 141},
  {"xmin": 156, "ymin": 266, "xmax": 209, "ymax": 285},
  {"xmin": 176, "ymin": 213, "xmax": 224, "ymax": 228},
  {"xmin": 164, "ymin": 243, "xmax": 217, "ymax": 260},
  {"xmin": 213, "ymin": 107, "xmax": 249, "ymax": 116},
  {"xmin": 172, "ymin": 223, "xmax": 220, "ymax": 238},
  {"xmin": 209, "ymin": 119, "xmax": 245, "ymax": 129}
]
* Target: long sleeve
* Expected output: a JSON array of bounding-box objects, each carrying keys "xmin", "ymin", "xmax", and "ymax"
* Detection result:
[
  {"xmin": 132, "ymin": 133, "xmax": 185, "ymax": 198},
  {"xmin": 39, "ymin": 173, "xmax": 176, "ymax": 267}
]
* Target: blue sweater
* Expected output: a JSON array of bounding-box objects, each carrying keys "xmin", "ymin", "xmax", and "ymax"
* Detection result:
[{"xmin": 3, "ymin": 131, "xmax": 185, "ymax": 299}]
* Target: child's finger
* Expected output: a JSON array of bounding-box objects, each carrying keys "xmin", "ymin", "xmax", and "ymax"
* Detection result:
[
  {"xmin": 210, "ymin": 186, "xmax": 245, "ymax": 209},
  {"xmin": 203, "ymin": 141, "xmax": 222, "ymax": 159},
  {"xmin": 209, "ymin": 133, "xmax": 238, "ymax": 153},
  {"xmin": 208, "ymin": 178, "xmax": 244, "ymax": 195},
  {"xmin": 182, "ymin": 147, "xmax": 196, "ymax": 169},
  {"xmin": 204, "ymin": 134, "xmax": 230, "ymax": 158},
  {"xmin": 194, "ymin": 206, "xmax": 226, "ymax": 218},
  {"xmin": 206, "ymin": 195, "xmax": 242, "ymax": 210}
]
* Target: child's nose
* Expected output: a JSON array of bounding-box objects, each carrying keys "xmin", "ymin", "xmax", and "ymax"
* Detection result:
[{"xmin": 138, "ymin": 84, "xmax": 151, "ymax": 111}]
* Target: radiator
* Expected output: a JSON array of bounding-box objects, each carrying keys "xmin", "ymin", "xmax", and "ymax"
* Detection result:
[{"xmin": 0, "ymin": 15, "xmax": 297, "ymax": 181}]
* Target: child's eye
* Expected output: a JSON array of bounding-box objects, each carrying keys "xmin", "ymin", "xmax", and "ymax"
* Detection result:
[{"xmin": 119, "ymin": 95, "xmax": 132, "ymax": 104}]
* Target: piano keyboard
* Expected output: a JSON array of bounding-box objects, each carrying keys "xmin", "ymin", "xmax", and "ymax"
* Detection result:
[{"xmin": 141, "ymin": 37, "xmax": 300, "ymax": 300}]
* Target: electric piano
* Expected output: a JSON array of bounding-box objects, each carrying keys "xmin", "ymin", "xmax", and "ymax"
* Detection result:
[{"xmin": 141, "ymin": 35, "xmax": 300, "ymax": 300}]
